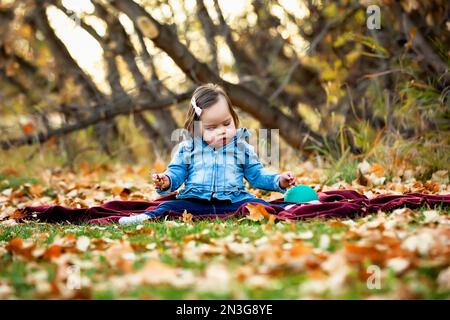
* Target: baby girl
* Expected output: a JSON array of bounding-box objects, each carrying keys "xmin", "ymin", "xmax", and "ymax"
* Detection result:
[{"xmin": 119, "ymin": 83, "xmax": 295, "ymax": 225}]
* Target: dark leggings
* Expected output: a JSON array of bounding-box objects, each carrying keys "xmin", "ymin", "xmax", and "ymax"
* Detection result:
[{"xmin": 143, "ymin": 197, "xmax": 280, "ymax": 218}]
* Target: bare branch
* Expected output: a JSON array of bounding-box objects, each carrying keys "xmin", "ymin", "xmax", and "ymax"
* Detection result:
[
  {"xmin": 0, "ymin": 91, "xmax": 193, "ymax": 150},
  {"xmin": 110, "ymin": 0, "xmax": 324, "ymax": 150},
  {"xmin": 196, "ymin": 0, "xmax": 219, "ymax": 73}
]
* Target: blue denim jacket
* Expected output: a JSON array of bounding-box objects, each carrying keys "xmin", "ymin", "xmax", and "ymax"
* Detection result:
[{"xmin": 156, "ymin": 127, "xmax": 286, "ymax": 202}]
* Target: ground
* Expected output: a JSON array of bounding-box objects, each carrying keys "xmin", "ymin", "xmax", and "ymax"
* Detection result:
[{"xmin": 0, "ymin": 162, "xmax": 449, "ymax": 299}]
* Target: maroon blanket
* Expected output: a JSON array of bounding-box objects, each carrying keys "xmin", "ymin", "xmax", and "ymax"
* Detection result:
[{"xmin": 16, "ymin": 190, "xmax": 450, "ymax": 225}]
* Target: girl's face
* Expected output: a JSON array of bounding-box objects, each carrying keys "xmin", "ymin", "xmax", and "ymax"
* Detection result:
[{"xmin": 200, "ymin": 95, "xmax": 236, "ymax": 148}]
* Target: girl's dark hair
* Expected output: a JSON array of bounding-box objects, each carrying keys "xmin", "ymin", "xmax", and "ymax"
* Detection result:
[{"xmin": 183, "ymin": 83, "xmax": 240, "ymax": 136}]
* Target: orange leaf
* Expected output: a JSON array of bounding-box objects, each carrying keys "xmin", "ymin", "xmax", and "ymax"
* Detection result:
[
  {"xmin": 5, "ymin": 237, "xmax": 35, "ymax": 259},
  {"xmin": 111, "ymin": 186, "xmax": 123, "ymax": 196},
  {"xmin": 408, "ymin": 27, "xmax": 417, "ymax": 41},
  {"xmin": 29, "ymin": 184, "xmax": 43, "ymax": 197},
  {"xmin": 329, "ymin": 220, "xmax": 348, "ymax": 229},
  {"xmin": 105, "ymin": 241, "xmax": 135, "ymax": 272},
  {"xmin": 367, "ymin": 127, "xmax": 385, "ymax": 156},
  {"xmin": 79, "ymin": 162, "xmax": 91, "ymax": 175},
  {"xmin": 307, "ymin": 269, "xmax": 326, "ymax": 279},
  {"xmin": 64, "ymin": 234, "xmax": 76, "ymax": 241},
  {"xmin": 246, "ymin": 203, "xmax": 277, "ymax": 229},
  {"xmin": 120, "ymin": 188, "xmax": 132, "ymax": 199},
  {"xmin": 424, "ymin": 182, "xmax": 440, "ymax": 193},
  {"xmin": 182, "ymin": 210, "xmax": 193, "ymax": 223},
  {"xmin": 344, "ymin": 242, "xmax": 385, "ymax": 264},
  {"xmin": 21, "ymin": 122, "xmax": 34, "ymax": 135},
  {"xmin": 137, "ymin": 166, "xmax": 148, "ymax": 176},
  {"xmin": 111, "ymin": 187, "xmax": 132, "ymax": 199},
  {"xmin": 44, "ymin": 245, "xmax": 62, "ymax": 259},
  {"xmin": 9, "ymin": 209, "xmax": 27, "ymax": 219},
  {"xmin": 1, "ymin": 167, "xmax": 18, "ymax": 176},
  {"xmin": 246, "ymin": 203, "xmax": 270, "ymax": 221},
  {"xmin": 290, "ymin": 241, "xmax": 313, "ymax": 257},
  {"xmin": 370, "ymin": 163, "xmax": 385, "ymax": 177},
  {"xmin": 5, "ymin": 60, "xmax": 18, "ymax": 77},
  {"xmin": 6, "ymin": 238, "xmax": 23, "ymax": 252},
  {"xmin": 18, "ymin": 25, "xmax": 32, "ymax": 38},
  {"xmin": 267, "ymin": 214, "xmax": 276, "ymax": 225}
]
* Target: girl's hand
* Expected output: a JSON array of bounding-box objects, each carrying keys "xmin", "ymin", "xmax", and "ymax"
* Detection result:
[
  {"xmin": 279, "ymin": 171, "xmax": 296, "ymax": 189},
  {"xmin": 152, "ymin": 173, "xmax": 170, "ymax": 190}
]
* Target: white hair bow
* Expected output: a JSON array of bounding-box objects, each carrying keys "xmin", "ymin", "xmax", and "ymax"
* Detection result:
[{"xmin": 191, "ymin": 96, "xmax": 202, "ymax": 117}]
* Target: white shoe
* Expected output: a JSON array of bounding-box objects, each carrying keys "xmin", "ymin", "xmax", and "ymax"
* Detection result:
[{"xmin": 118, "ymin": 213, "xmax": 150, "ymax": 225}]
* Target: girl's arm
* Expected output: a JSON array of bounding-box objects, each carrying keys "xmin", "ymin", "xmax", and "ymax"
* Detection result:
[
  {"xmin": 155, "ymin": 142, "xmax": 189, "ymax": 195},
  {"xmin": 242, "ymin": 143, "xmax": 287, "ymax": 193}
]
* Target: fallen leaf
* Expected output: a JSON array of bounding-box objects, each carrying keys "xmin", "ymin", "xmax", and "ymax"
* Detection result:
[
  {"xmin": 182, "ymin": 210, "xmax": 193, "ymax": 223},
  {"xmin": 246, "ymin": 203, "xmax": 270, "ymax": 222},
  {"xmin": 43, "ymin": 245, "xmax": 62, "ymax": 260},
  {"xmin": 356, "ymin": 169, "xmax": 369, "ymax": 186},
  {"xmin": 6, "ymin": 237, "xmax": 35, "ymax": 259},
  {"xmin": 319, "ymin": 234, "xmax": 330, "ymax": 250},
  {"xmin": 386, "ymin": 257, "xmax": 410, "ymax": 273},
  {"xmin": 290, "ymin": 241, "xmax": 313, "ymax": 257},
  {"xmin": 21, "ymin": 122, "xmax": 34, "ymax": 135},
  {"xmin": 423, "ymin": 210, "xmax": 440, "ymax": 224},
  {"xmin": 1, "ymin": 167, "xmax": 18, "ymax": 176},
  {"xmin": 401, "ymin": 232, "xmax": 435, "ymax": 256},
  {"xmin": 9, "ymin": 209, "xmax": 27, "ymax": 219},
  {"xmin": 105, "ymin": 241, "xmax": 135, "ymax": 271},
  {"xmin": 139, "ymin": 260, "xmax": 180, "ymax": 285},
  {"xmin": 6, "ymin": 238, "xmax": 23, "ymax": 252},
  {"xmin": 197, "ymin": 263, "xmax": 230, "ymax": 293},
  {"xmin": 76, "ymin": 236, "xmax": 90, "ymax": 252},
  {"xmin": 430, "ymin": 170, "xmax": 448, "ymax": 185},
  {"xmin": 370, "ymin": 163, "xmax": 385, "ymax": 177},
  {"xmin": 344, "ymin": 242, "xmax": 385, "ymax": 264},
  {"xmin": 357, "ymin": 161, "xmax": 371, "ymax": 175},
  {"xmin": 437, "ymin": 267, "xmax": 450, "ymax": 290}
]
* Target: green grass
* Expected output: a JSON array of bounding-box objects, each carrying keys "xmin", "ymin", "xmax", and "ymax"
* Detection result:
[
  {"xmin": 0, "ymin": 219, "xmax": 331, "ymax": 299},
  {"xmin": 0, "ymin": 173, "xmax": 39, "ymax": 192},
  {"xmin": 324, "ymin": 159, "xmax": 359, "ymax": 185},
  {"xmin": 1, "ymin": 207, "xmax": 448, "ymax": 300}
]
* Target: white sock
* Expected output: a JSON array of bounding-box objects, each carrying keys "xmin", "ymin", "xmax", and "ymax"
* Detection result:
[{"xmin": 118, "ymin": 213, "xmax": 150, "ymax": 225}]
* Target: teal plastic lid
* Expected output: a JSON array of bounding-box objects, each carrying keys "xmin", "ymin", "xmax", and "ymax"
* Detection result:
[{"xmin": 284, "ymin": 184, "xmax": 319, "ymax": 203}]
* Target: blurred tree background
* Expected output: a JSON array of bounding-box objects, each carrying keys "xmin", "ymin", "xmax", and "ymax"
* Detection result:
[{"xmin": 0, "ymin": 0, "xmax": 448, "ymax": 180}]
